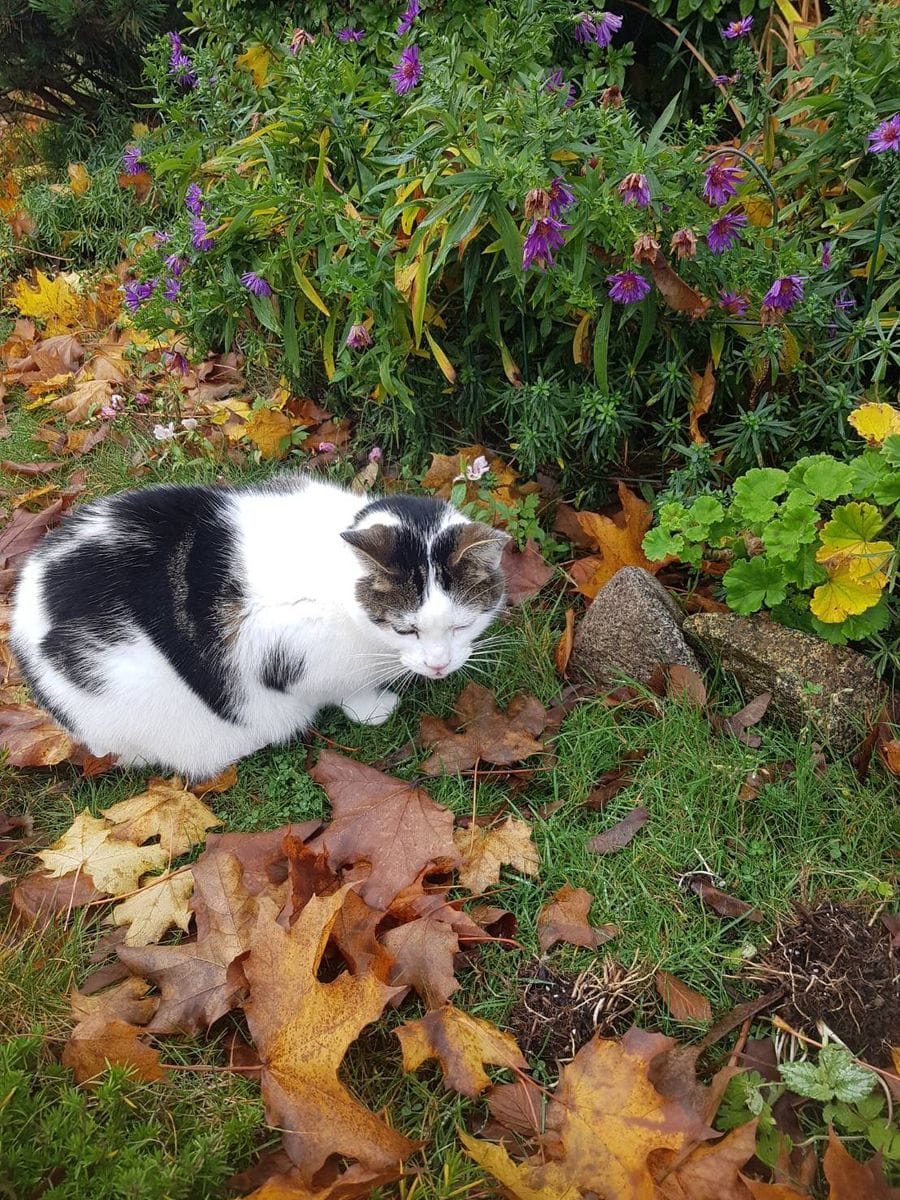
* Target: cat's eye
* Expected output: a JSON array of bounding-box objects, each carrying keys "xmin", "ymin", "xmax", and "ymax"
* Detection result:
[
  {"xmin": 451, "ymin": 623, "xmax": 473, "ymax": 633},
  {"xmin": 392, "ymin": 626, "xmax": 419, "ymax": 637}
]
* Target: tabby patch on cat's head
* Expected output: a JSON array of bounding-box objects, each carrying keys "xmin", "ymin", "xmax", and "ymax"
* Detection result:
[{"xmin": 341, "ymin": 495, "xmax": 507, "ymax": 679}]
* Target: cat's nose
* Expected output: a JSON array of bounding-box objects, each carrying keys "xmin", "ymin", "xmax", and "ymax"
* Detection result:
[{"xmin": 425, "ymin": 659, "xmax": 450, "ymax": 676}]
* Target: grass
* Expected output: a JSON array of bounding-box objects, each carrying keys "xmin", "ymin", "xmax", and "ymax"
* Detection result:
[{"xmin": 0, "ymin": 414, "xmax": 897, "ymax": 1197}]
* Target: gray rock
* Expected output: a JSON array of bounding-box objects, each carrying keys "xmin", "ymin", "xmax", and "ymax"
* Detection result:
[
  {"xmin": 684, "ymin": 612, "xmax": 885, "ymax": 751},
  {"xmin": 570, "ymin": 567, "xmax": 701, "ymax": 688}
]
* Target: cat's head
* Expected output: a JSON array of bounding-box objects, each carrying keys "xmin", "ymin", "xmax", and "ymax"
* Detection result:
[{"xmin": 342, "ymin": 495, "xmax": 508, "ymax": 679}]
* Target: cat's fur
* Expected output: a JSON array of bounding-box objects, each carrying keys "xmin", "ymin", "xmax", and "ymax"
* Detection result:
[{"xmin": 10, "ymin": 475, "xmax": 508, "ymax": 779}]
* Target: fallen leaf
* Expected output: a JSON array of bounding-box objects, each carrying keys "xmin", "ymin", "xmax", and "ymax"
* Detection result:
[
  {"xmin": 663, "ymin": 663, "xmax": 707, "ymax": 708},
  {"xmin": 688, "ymin": 878, "xmax": 763, "ymax": 923},
  {"xmin": 70, "ymin": 976, "xmax": 158, "ymax": 1026},
  {"xmin": 10, "ymin": 270, "xmax": 81, "ymax": 334},
  {"xmin": 242, "ymin": 1164, "xmax": 402, "ymax": 1199},
  {"xmin": 741, "ymin": 1178, "xmax": 813, "ymax": 1199},
  {"xmin": 655, "ymin": 970, "xmax": 713, "ymax": 1023},
  {"xmin": 243, "ymin": 889, "xmax": 415, "ymax": 1182},
  {"xmin": 204, "ymin": 822, "xmax": 320, "ymax": 897},
  {"xmin": 555, "ymin": 608, "xmax": 576, "ymax": 675},
  {"xmin": 0, "ymin": 498, "xmax": 65, "ymax": 574},
  {"xmin": 108, "ymin": 870, "xmax": 195, "ymax": 946},
  {"xmin": 0, "ymin": 459, "xmax": 66, "ymax": 475},
  {"xmin": 653, "ymin": 1120, "xmax": 759, "ymax": 1199},
  {"xmin": 823, "ymin": 1126, "xmax": 898, "ymax": 1200},
  {"xmin": 382, "ymin": 909, "xmax": 461, "ymax": 1008},
  {"xmin": 454, "ymin": 816, "xmax": 539, "ymax": 894},
  {"xmin": 569, "ymin": 483, "xmax": 663, "ymax": 600},
  {"xmin": 50, "ymin": 378, "xmax": 111, "ymax": 423},
  {"xmin": 689, "ymin": 360, "xmax": 716, "ymax": 445},
  {"xmin": 191, "ymin": 763, "xmax": 239, "ymax": 795},
  {"xmin": 879, "ymin": 738, "xmax": 900, "ymax": 775},
  {"xmin": 37, "ymin": 810, "xmax": 168, "ymax": 894},
  {"xmin": 722, "ymin": 692, "xmax": 771, "ymax": 743},
  {"xmin": 11, "ymin": 869, "xmax": 105, "ymax": 928},
  {"xmin": 487, "ymin": 1077, "xmax": 547, "ymax": 1138},
  {"xmin": 585, "ymin": 753, "xmax": 646, "ymax": 808},
  {"xmin": 587, "ymin": 806, "xmax": 649, "ymax": 854},
  {"xmin": 421, "ymin": 444, "xmax": 533, "ymax": 509},
  {"xmin": 102, "ymin": 777, "xmax": 222, "ymax": 857},
  {"xmin": 419, "ymin": 682, "xmax": 547, "ymax": 775},
  {"xmin": 396, "ymin": 1005, "xmax": 528, "ymax": 1098},
  {"xmin": 648, "ymin": 250, "xmax": 711, "ymax": 318},
  {"xmin": 0, "ymin": 700, "xmax": 78, "ymax": 766},
  {"xmin": 537, "ymin": 885, "xmax": 617, "ymax": 952},
  {"xmin": 310, "ymin": 751, "xmax": 459, "ymax": 910},
  {"xmin": 502, "ymin": 539, "xmax": 554, "ymax": 604},
  {"xmin": 61, "ymin": 1014, "xmax": 165, "ymax": 1084},
  {"xmin": 246, "ymin": 407, "xmax": 295, "ymax": 458}
]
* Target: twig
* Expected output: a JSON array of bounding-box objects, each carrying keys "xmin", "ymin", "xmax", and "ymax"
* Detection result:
[{"xmin": 11, "ymin": 245, "xmax": 73, "ymax": 263}]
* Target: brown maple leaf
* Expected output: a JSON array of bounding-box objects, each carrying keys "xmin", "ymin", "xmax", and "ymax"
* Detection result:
[
  {"xmin": 61, "ymin": 1014, "xmax": 166, "ymax": 1085},
  {"xmin": 537, "ymin": 884, "xmax": 617, "ymax": 952},
  {"xmin": 396, "ymin": 1005, "xmax": 528, "ymax": 1098},
  {"xmin": 0, "ymin": 699, "xmax": 78, "ymax": 766},
  {"xmin": 655, "ymin": 970, "xmax": 713, "ymax": 1023},
  {"xmin": 822, "ymin": 1127, "xmax": 900, "ymax": 1200},
  {"xmin": 454, "ymin": 816, "xmax": 539, "ymax": 894},
  {"xmin": 309, "ymin": 751, "xmax": 459, "ymax": 911},
  {"xmin": 421, "ymin": 443, "xmax": 531, "ymax": 508},
  {"xmin": 418, "ymin": 682, "xmax": 547, "ymax": 775},
  {"xmin": 653, "ymin": 1120, "xmax": 760, "ymax": 1199},
  {"xmin": 69, "ymin": 976, "xmax": 158, "ymax": 1026},
  {"xmin": 243, "ymin": 889, "xmax": 415, "ymax": 1183},
  {"xmin": 382, "ymin": 883, "xmax": 487, "ymax": 1008},
  {"xmin": 569, "ymin": 482, "xmax": 667, "ymax": 600},
  {"xmin": 11, "ymin": 868, "xmax": 105, "ymax": 928},
  {"xmin": 502, "ymin": 538, "xmax": 554, "ymax": 605},
  {"xmin": 204, "ymin": 822, "xmax": 321, "ymax": 897},
  {"xmin": 102, "ymin": 776, "xmax": 222, "ymax": 857},
  {"xmin": 689, "ymin": 360, "xmax": 716, "ymax": 445}
]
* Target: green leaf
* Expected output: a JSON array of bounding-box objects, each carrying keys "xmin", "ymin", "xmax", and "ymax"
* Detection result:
[
  {"xmin": 731, "ymin": 469, "xmax": 789, "ymax": 523},
  {"xmin": 780, "ymin": 1046, "xmax": 875, "ymax": 1104},
  {"xmin": 788, "ymin": 455, "xmax": 855, "ymax": 501},
  {"xmin": 781, "ymin": 544, "xmax": 827, "ymax": 590},
  {"xmin": 811, "ymin": 597, "xmax": 891, "ymax": 643},
  {"xmin": 883, "ymin": 433, "xmax": 900, "ymax": 466},
  {"xmin": 724, "ymin": 556, "xmax": 788, "ymax": 613},
  {"xmin": 643, "ymin": 526, "xmax": 683, "ymax": 561},
  {"xmin": 849, "ymin": 450, "xmax": 888, "ymax": 499},
  {"xmin": 594, "ymin": 299, "xmax": 612, "ymax": 392},
  {"xmin": 764, "ymin": 505, "xmax": 819, "ymax": 560}
]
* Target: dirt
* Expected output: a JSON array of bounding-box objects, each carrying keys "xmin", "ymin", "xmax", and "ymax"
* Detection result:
[{"xmin": 755, "ymin": 901, "xmax": 899, "ymax": 1066}]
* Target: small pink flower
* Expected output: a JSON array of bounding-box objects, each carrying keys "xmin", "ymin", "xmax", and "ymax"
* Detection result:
[
  {"xmin": 368, "ymin": 446, "xmax": 383, "ymax": 463},
  {"xmin": 100, "ymin": 405, "xmax": 118, "ymax": 419},
  {"xmin": 153, "ymin": 422, "xmax": 176, "ymax": 442},
  {"xmin": 134, "ymin": 392, "xmax": 150, "ymax": 406},
  {"xmin": 466, "ymin": 455, "xmax": 490, "ymax": 482},
  {"xmin": 346, "ymin": 323, "xmax": 373, "ymax": 350},
  {"xmin": 181, "ymin": 417, "xmax": 198, "ymax": 429},
  {"xmin": 318, "ymin": 441, "xmax": 336, "ymax": 453}
]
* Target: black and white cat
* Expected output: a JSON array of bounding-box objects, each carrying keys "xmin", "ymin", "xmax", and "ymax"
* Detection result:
[{"xmin": 10, "ymin": 476, "xmax": 508, "ymax": 779}]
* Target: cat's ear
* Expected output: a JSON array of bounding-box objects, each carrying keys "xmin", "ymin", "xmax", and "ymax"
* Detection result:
[
  {"xmin": 450, "ymin": 522, "xmax": 510, "ymax": 572},
  {"xmin": 341, "ymin": 524, "xmax": 398, "ymax": 572}
]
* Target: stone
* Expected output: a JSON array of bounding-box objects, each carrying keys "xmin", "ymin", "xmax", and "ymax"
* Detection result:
[
  {"xmin": 684, "ymin": 612, "xmax": 885, "ymax": 752},
  {"xmin": 570, "ymin": 567, "xmax": 700, "ymax": 688}
]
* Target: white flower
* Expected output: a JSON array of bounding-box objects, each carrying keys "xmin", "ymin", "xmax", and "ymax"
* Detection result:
[
  {"xmin": 109, "ymin": 393, "xmax": 124, "ymax": 408},
  {"xmin": 181, "ymin": 417, "xmax": 198, "ymax": 430},
  {"xmin": 152, "ymin": 422, "xmax": 176, "ymax": 442},
  {"xmin": 466, "ymin": 454, "xmax": 490, "ymax": 482}
]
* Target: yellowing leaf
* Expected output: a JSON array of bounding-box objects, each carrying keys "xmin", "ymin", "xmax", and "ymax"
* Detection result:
[
  {"xmin": 397, "ymin": 1006, "xmax": 528, "ymax": 1098},
  {"xmin": 11, "ymin": 271, "xmax": 80, "ymax": 334},
  {"xmin": 237, "ymin": 45, "xmax": 274, "ymax": 89},
  {"xmin": 102, "ymin": 777, "xmax": 221, "ymax": 857},
  {"xmin": 50, "ymin": 379, "xmax": 111, "ymax": 423},
  {"xmin": 292, "ymin": 265, "xmax": 330, "ymax": 316},
  {"xmin": 424, "ymin": 327, "xmax": 457, "ymax": 384},
  {"xmin": 848, "ymin": 402, "xmax": 900, "ymax": 445},
  {"xmin": 67, "ymin": 163, "xmax": 91, "ymax": 196},
  {"xmin": 453, "ymin": 817, "xmax": 539, "ymax": 894},
  {"xmin": 814, "ymin": 501, "xmax": 893, "ymax": 577},
  {"xmin": 744, "ymin": 196, "xmax": 774, "ymax": 226},
  {"xmin": 810, "ymin": 567, "xmax": 885, "ymax": 623},
  {"xmin": 573, "ymin": 312, "xmax": 592, "ymax": 368},
  {"xmin": 109, "ymin": 870, "xmax": 194, "ymax": 946},
  {"xmin": 37, "ymin": 810, "xmax": 168, "ymax": 895},
  {"xmin": 245, "ymin": 407, "xmax": 295, "ymax": 458}
]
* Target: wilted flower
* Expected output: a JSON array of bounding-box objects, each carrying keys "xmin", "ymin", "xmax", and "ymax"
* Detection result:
[
  {"xmin": 153, "ymin": 231, "xmax": 171, "ymax": 245},
  {"xmin": 600, "ymin": 84, "xmax": 623, "ymax": 108},
  {"xmin": 190, "ymin": 217, "xmax": 214, "ymax": 251},
  {"xmin": 722, "ymin": 16, "xmax": 753, "ymax": 38},
  {"xmin": 719, "ymin": 289, "xmax": 749, "ymax": 316},
  {"xmin": 134, "ymin": 392, "xmax": 150, "ymax": 406},
  {"xmin": 164, "ymin": 351, "xmax": 189, "ymax": 374},
  {"xmin": 867, "ymin": 114, "xmax": 900, "ymax": 153},
  {"xmin": 632, "ymin": 234, "xmax": 660, "ymax": 264},
  {"xmin": 397, "ymin": 0, "xmax": 420, "ymax": 35},
  {"xmin": 618, "ymin": 172, "xmax": 651, "ymax": 207},
  {"xmin": 368, "ymin": 446, "xmax": 383, "ymax": 463},
  {"xmin": 607, "ymin": 270, "xmax": 651, "ymax": 303},
  {"xmin": 289, "ymin": 28, "xmax": 314, "ymax": 54},
  {"xmin": 318, "ymin": 441, "xmax": 336, "ymax": 453},
  {"xmin": 100, "ymin": 405, "xmax": 118, "ymax": 419},
  {"xmin": 706, "ymin": 209, "xmax": 747, "ymax": 253},
  {"xmin": 122, "ymin": 146, "xmax": 144, "ymax": 175},
  {"xmin": 391, "ymin": 44, "xmax": 422, "ymax": 93},
  {"xmin": 346, "ymin": 323, "xmax": 373, "ymax": 349},
  {"xmin": 821, "ymin": 240, "xmax": 831, "ymax": 270},
  {"xmin": 100, "ymin": 395, "xmax": 122, "ymax": 419},
  {"xmin": 548, "ymin": 176, "xmax": 576, "ymax": 218},
  {"xmin": 670, "ymin": 228, "xmax": 698, "ymax": 259},
  {"xmin": 466, "ymin": 455, "xmax": 490, "ymax": 482},
  {"xmin": 835, "ymin": 288, "xmax": 855, "ymax": 313},
  {"xmin": 337, "ymin": 27, "xmax": 364, "ymax": 41},
  {"xmin": 167, "ymin": 31, "xmax": 198, "ymax": 88},
  {"xmin": 124, "ymin": 279, "xmax": 155, "ymax": 313},
  {"xmin": 164, "ymin": 254, "xmax": 185, "ymax": 277},
  {"xmin": 524, "ymin": 188, "xmax": 550, "ymax": 219},
  {"xmin": 153, "ymin": 422, "xmax": 176, "ymax": 442},
  {"xmin": 703, "ymin": 160, "xmax": 744, "ymax": 205},
  {"xmin": 574, "ymin": 10, "xmax": 622, "ymax": 46},
  {"xmin": 762, "ymin": 275, "xmax": 804, "ymax": 312},
  {"xmin": 181, "ymin": 417, "xmax": 199, "ymax": 430},
  {"xmin": 545, "ymin": 68, "xmax": 576, "ymax": 106},
  {"xmin": 185, "ymin": 183, "xmax": 204, "ymax": 216},
  {"xmin": 522, "ymin": 215, "xmax": 571, "ymax": 270},
  {"xmin": 240, "ymin": 271, "xmax": 272, "ymax": 298}
]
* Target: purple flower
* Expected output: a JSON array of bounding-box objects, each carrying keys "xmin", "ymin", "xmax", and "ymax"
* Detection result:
[
  {"xmin": 722, "ymin": 15, "xmax": 753, "ymax": 38},
  {"xmin": 164, "ymin": 254, "xmax": 185, "ymax": 277},
  {"xmin": 594, "ymin": 11, "xmax": 623, "ymax": 46},
  {"xmin": 706, "ymin": 209, "xmax": 747, "ymax": 253},
  {"xmin": 397, "ymin": 0, "xmax": 420, "ymax": 35},
  {"xmin": 391, "ymin": 45, "xmax": 422, "ymax": 94},
  {"xmin": 867, "ymin": 113, "xmax": 900, "ymax": 153},
  {"xmin": 548, "ymin": 176, "xmax": 576, "ymax": 218},
  {"xmin": 719, "ymin": 289, "xmax": 749, "ymax": 317},
  {"xmin": 821, "ymin": 240, "xmax": 831, "ymax": 270},
  {"xmin": 164, "ymin": 352, "xmax": 189, "ymax": 374},
  {"xmin": 318, "ymin": 441, "xmax": 336, "ymax": 453},
  {"xmin": 123, "ymin": 279, "xmax": 155, "ymax": 313},
  {"xmin": 122, "ymin": 146, "xmax": 144, "ymax": 175},
  {"xmin": 545, "ymin": 68, "xmax": 576, "ymax": 107},
  {"xmin": 522, "ymin": 216, "xmax": 570, "ymax": 270},
  {"xmin": 134, "ymin": 392, "xmax": 150, "ymax": 406},
  {"xmin": 153, "ymin": 230, "xmax": 171, "ymax": 245},
  {"xmin": 617, "ymin": 172, "xmax": 651, "ymax": 207},
  {"xmin": 337, "ymin": 27, "xmax": 364, "ymax": 41},
  {"xmin": 162, "ymin": 277, "xmax": 181, "ymax": 302},
  {"xmin": 574, "ymin": 10, "xmax": 622, "ymax": 46},
  {"xmin": 185, "ymin": 183, "xmax": 204, "ymax": 216},
  {"xmin": 762, "ymin": 275, "xmax": 804, "ymax": 312},
  {"xmin": 346, "ymin": 323, "xmax": 373, "ymax": 349},
  {"xmin": 368, "ymin": 446, "xmax": 383, "ymax": 462},
  {"xmin": 190, "ymin": 217, "xmax": 214, "ymax": 251},
  {"xmin": 167, "ymin": 31, "xmax": 198, "ymax": 88},
  {"xmin": 835, "ymin": 288, "xmax": 855, "ymax": 313},
  {"xmin": 240, "ymin": 271, "xmax": 272, "ymax": 298},
  {"xmin": 703, "ymin": 160, "xmax": 744, "ymax": 205},
  {"xmin": 607, "ymin": 270, "xmax": 651, "ymax": 304}
]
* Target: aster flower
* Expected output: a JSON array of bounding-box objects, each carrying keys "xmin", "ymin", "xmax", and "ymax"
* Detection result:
[
  {"xmin": 618, "ymin": 172, "xmax": 651, "ymax": 207},
  {"xmin": 525, "ymin": 188, "xmax": 551, "ymax": 219},
  {"xmin": 821, "ymin": 240, "xmax": 831, "ymax": 270},
  {"xmin": 240, "ymin": 271, "xmax": 272, "ymax": 298},
  {"xmin": 712, "ymin": 73, "xmax": 735, "ymax": 86},
  {"xmin": 632, "ymin": 234, "xmax": 660, "ymax": 265},
  {"xmin": 574, "ymin": 10, "xmax": 622, "ymax": 46},
  {"xmin": 703, "ymin": 160, "xmax": 744, "ymax": 205},
  {"xmin": 522, "ymin": 215, "xmax": 571, "ymax": 270},
  {"xmin": 134, "ymin": 392, "xmax": 150, "ymax": 406},
  {"xmin": 545, "ymin": 68, "xmax": 576, "ymax": 107},
  {"xmin": 100, "ymin": 404, "xmax": 118, "ymax": 419},
  {"xmin": 835, "ymin": 289, "xmax": 855, "ymax": 313},
  {"xmin": 181, "ymin": 417, "xmax": 199, "ymax": 430},
  {"xmin": 337, "ymin": 27, "xmax": 364, "ymax": 41},
  {"xmin": 601, "ymin": 84, "xmax": 623, "ymax": 108},
  {"xmin": 706, "ymin": 209, "xmax": 747, "ymax": 253},
  {"xmin": 289, "ymin": 28, "xmax": 315, "ymax": 54},
  {"xmin": 762, "ymin": 275, "xmax": 804, "ymax": 312},
  {"xmin": 346, "ymin": 323, "xmax": 373, "ymax": 349},
  {"xmin": 391, "ymin": 45, "xmax": 422, "ymax": 94},
  {"xmin": 548, "ymin": 176, "xmax": 576, "ymax": 218},
  {"xmin": 185, "ymin": 183, "xmax": 204, "ymax": 216},
  {"xmin": 719, "ymin": 289, "xmax": 749, "ymax": 316},
  {"xmin": 123, "ymin": 279, "xmax": 155, "ymax": 313},
  {"xmin": 162, "ymin": 277, "xmax": 181, "ymax": 302},
  {"xmin": 867, "ymin": 113, "xmax": 900, "ymax": 153},
  {"xmin": 164, "ymin": 352, "xmax": 189, "ymax": 374},
  {"xmin": 368, "ymin": 446, "xmax": 383, "ymax": 463},
  {"xmin": 722, "ymin": 15, "xmax": 753, "ymax": 38},
  {"xmin": 164, "ymin": 254, "xmax": 185, "ymax": 277},
  {"xmin": 607, "ymin": 270, "xmax": 651, "ymax": 304},
  {"xmin": 122, "ymin": 146, "xmax": 144, "ymax": 175},
  {"xmin": 670, "ymin": 228, "xmax": 698, "ymax": 259},
  {"xmin": 190, "ymin": 217, "xmax": 214, "ymax": 252},
  {"xmin": 153, "ymin": 422, "xmax": 176, "ymax": 442},
  {"xmin": 397, "ymin": 0, "xmax": 420, "ymax": 35},
  {"xmin": 594, "ymin": 11, "xmax": 623, "ymax": 45},
  {"xmin": 167, "ymin": 31, "xmax": 198, "ymax": 88},
  {"xmin": 153, "ymin": 231, "xmax": 171, "ymax": 245}
]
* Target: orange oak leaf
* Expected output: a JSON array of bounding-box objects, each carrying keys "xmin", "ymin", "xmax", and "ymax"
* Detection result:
[
  {"xmin": 418, "ymin": 682, "xmax": 547, "ymax": 775},
  {"xmin": 453, "ymin": 816, "xmax": 539, "ymax": 894},
  {"xmin": 243, "ymin": 889, "xmax": 415, "ymax": 1183},
  {"xmin": 61, "ymin": 1015, "xmax": 166, "ymax": 1085},
  {"xmin": 569, "ymin": 483, "xmax": 663, "ymax": 600},
  {"xmin": 537, "ymin": 884, "xmax": 617, "ymax": 952},
  {"xmin": 655, "ymin": 971, "xmax": 713, "ymax": 1023},
  {"xmin": 309, "ymin": 751, "xmax": 459, "ymax": 910},
  {"xmin": 396, "ymin": 1005, "xmax": 528, "ymax": 1098}
]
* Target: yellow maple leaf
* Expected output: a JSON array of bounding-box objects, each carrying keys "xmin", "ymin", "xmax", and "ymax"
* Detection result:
[
  {"xmin": 397, "ymin": 1007, "xmax": 528, "ymax": 1098},
  {"xmin": 37, "ymin": 810, "xmax": 168, "ymax": 895},
  {"xmin": 109, "ymin": 870, "xmax": 194, "ymax": 946},
  {"xmin": 11, "ymin": 270, "xmax": 80, "ymax": 334},
  {"xmin": 67, "ymin": 163, "xmax": 91, "ymax": 196},
  {"xmin": 453, "ymin": 817, "xmax": 539, "ymax": 894},
  {"xmin": 848, "ymin": 401, "xmax": 900, "ymax": 445},
  {"xmin": 102, "ymin": 776, "xmax": 222, "ymax": 857},
  {"xmin": 245, "ymin": 406, "xmax": 295, "ymax": 458},
  {"xmin": 237, "ymin": 44, "xmax": 273, "ymax": 89},
  {"xmin": 810, "ymin": 566, "xmax": 885, "ymax": 624}
]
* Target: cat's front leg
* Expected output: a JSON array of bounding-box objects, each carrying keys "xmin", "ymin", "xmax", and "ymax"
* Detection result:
[{"xmin": 340, "ymin": 689, "xmax": 401, "ymax": 726}]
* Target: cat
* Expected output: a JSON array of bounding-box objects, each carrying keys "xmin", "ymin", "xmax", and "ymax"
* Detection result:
[{"xmin": 10, "ymin": 475, "xmax": 509, "ymax": 780}]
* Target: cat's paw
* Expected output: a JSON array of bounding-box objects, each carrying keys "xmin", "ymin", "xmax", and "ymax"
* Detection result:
[{"xmin": 341, "ymin": 689, "xmax": 401, "ymax": 726}]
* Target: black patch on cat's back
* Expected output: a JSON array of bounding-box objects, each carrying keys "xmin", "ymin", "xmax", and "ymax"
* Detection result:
[
  {"xmin": 259, "ymin": 645, "xmax": 305, "ymax": 692},
  {"xmin": 37, "ymin": 484, "xmax": 245, "ymax": 722}
]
